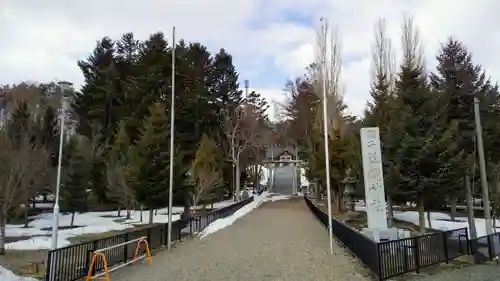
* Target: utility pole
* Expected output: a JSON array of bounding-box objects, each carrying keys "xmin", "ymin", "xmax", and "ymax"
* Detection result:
[{"xmin": 474, "ymin": 97, "xmax": 493, "ymax": 235}]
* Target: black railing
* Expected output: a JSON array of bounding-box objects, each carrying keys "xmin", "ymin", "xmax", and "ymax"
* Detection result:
[
  {"xmin": 45, "ymin": 197, "xmax": 254, "ymax": 281},
  {"xmin": 470, "ymin": 232, "xmax": 500, "ymax": 263},
  {"xmin": 378, "ymin": 227, "xmax": 468, "ymax": 279},
  {"xmin": 304, "ymin": 196, "xmax": 469, "ymax": 280}
]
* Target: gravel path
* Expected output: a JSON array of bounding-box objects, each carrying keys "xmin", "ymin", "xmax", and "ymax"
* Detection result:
[{"xmin": 111, "ymin": 198, "xmax": 372, "ymax": 281}]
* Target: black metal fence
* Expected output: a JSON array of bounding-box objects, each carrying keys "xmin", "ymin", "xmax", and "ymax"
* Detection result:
[
  {"xmin": 304, "ymin": 196, "xmax": 470, "ymax": 280},
  {"xmin": 470, "ymin": 232, "xmax": 500, "ymax": 263},
  {"xmin": 45, "ymin": 197, "xmax": 254, "ymax": 281}
]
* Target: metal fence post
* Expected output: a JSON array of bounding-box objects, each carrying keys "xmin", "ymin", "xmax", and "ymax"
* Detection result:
[
  {"xmin": 123, "ymin": 232, "xmax": 129, "ymax": 262},
  {"xmin": 442, "ymin": 232, "xmax": 449, "ymax": 263},
  {"xmin": 464, "ymin": 228, "xmax": 470, "ymax": 255},
  {"xmin": 147, "ymin": 227, "xmax": 152, "ymax": 245},
  {"xmin": 376, "ymin": 242, "xmax": 383, "ymax": 281},
  {"xmin": 487, "ymin": 235, "xmax": 494, "ymax": 260},
  {"xmin": 45, "ymin": 251, "xmax": 52, "ymax": 281},
  {"xmin": 414, "ymin": 237, "xmax": 421, "ymax": 274}
]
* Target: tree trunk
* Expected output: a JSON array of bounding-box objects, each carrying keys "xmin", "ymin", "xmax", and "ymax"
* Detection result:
[
  {"xmin": 117, "ymin": 206, "xmax": 121, "ymax": 217},
  {"xmin": 235, "ymin": 157, "xmax": 241, "ymax": 201},
  {"xmin": 149, "ymin": 209, "xmax": 154, "ymax": 224},
  {"xmin": 338, "ymin": 192, "xmax": 345, "ymax": 212},
  {"xmin": 427, "ymin": 210, "xmax": 432, "ymax": 229},
  {"xmin": 140, "ymin": 205, "xmax": 143, "ymax": 222},
  {"xmin": 0, "ymin": 211, "xmax": 6, "ymax": 255},
  {"xmin": 71, "ymin": 212, "xmax": 75, "ymax": 227},
  {"xmin": 24, "ymin": 207, "xmax": 29, "ymax": 228},
  {"xmin": 231, "ymin": 138, "xmax": 236, "ymax": 200},
  {"xmin": 254, "ymin": 165, "xmax": 261, "ymax": 191},
  {"xmin": 466, "ymin": 173, "xmax": 478, "ymax": 239},
  {"xmin": 332, "ymin": 190, "xmax": 340, "ymax": 213},
  {"xmin": 450, "ymin": 195, "xmax": 457, "ymax": 221},
  {"xmin": 417, "ymin": 197, "xmax": 426, "ymax": 234},
  {"xmin": 126, "ymin": 209, "xmax": 131, "ymax": 220},
  {"xmin": 493, "ymin": 176, "xmax": 500, "ymax": 233},
  {"xmin": 314, "ymin": 182, "xmax": 320, "ymax": 202},
  {"xmin": 386, "ymin": 195, "xmax": 394, "ymax": 228}
]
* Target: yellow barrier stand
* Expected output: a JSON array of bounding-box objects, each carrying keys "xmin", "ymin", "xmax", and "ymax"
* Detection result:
[
  {"xmin": 85, "ymin": 252, "xmax": 110, "ymax": 281},
  {"xmin": 132, "ymin": 238, "xmax": 153, "ymax": 265},
  {"xmin": 85, "ymin": 236, "xmax": 153, "ymax": 281}
]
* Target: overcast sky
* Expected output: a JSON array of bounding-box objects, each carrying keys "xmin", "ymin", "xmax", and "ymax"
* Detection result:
[{"xmin": 1, "ymin": 0, "xmax": 499, "ymax": 117}]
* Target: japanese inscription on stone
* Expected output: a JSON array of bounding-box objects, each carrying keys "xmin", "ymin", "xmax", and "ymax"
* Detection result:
[{"xmin": 360, "ymin": 127, "xmax": 388, "ymax": 230}]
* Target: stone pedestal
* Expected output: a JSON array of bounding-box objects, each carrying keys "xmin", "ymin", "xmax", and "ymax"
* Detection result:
[{"xmin": 362, "ymin": 227, "xmax": 407, "ymax": 242}]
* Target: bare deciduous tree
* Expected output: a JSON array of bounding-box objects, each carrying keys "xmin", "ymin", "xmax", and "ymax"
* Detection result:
[
  {"xmin": 0, "ymin": 126, "xmax": 48, "ymax": 255},
  {"xmin": 401, "ymin": 13, "xmax": 424, "ymax": 69},
  {"xmin": 372, "ymin": 18, "xmax": 396, "ymax": 91},
  {"xmin": 220, "ymin": 105, "xmax": 263, "ymax": 201},
  {"xmin": 106, "ymin": 158, "xmax": 138, "ymax": 219},
  {"xmin": 309, "ymin": 18, "xmax": 345, "ymax": 138}
]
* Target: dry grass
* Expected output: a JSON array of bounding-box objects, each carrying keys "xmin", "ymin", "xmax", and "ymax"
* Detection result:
[{"xmin": 0, "ymin": 250, "xmax": 48, "ymax": 277}]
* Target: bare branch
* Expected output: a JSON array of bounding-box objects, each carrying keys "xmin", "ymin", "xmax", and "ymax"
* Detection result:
[
  {"xmin": 372, "ymin": 18, "xmax": 396, "ymax": 91},
  {"xmin": 310, "ymin": 18, "xmax": 345, "ymax": 138},
  {"xmin": 401, "ymin": 13, "xmax": 424, "ymax": 69}
]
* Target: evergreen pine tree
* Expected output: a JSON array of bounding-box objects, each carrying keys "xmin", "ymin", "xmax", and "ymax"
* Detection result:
[
  {"xmin": 41, "ymin": 106, "xmax": 59, "ymax": 166},
  {"xmin": 392, "ymin": 16, "xmax": 444, "ymax": 229},
  {"xmin": 135, "ymin": 103, "xmax": 171, "ymax": 223},
  {"xmin": 430, "ymin": 38, "xmax": 500, "ymax": 214},
  {"xmin": 430, "ymin": 38, "xmax": 488, "ymax": 157},
  {"xmin": 61, "ymin": 136, "xmax": 90, "ymax": 227},
  {"xmin": 8, "ymin": 101, "xmax": 31, "ymax": 142}
]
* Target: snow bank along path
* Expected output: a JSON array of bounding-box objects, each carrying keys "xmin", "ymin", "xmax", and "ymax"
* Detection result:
[
  {"xmin": 110, "ymin": 197, "xmax": 371, "ymax": 281},
  {"xmin": 198, "ymin": 191, "xmax": 290, "ymax": 238}
]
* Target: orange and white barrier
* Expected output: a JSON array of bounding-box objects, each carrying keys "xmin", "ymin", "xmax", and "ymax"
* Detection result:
[{"xmin": 85, "ymin": 236, "xmax": 153, "ymax": 281}]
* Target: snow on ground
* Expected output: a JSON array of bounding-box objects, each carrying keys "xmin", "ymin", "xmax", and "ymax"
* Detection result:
[
  {"xmin": 261, "ymin": 165, "xmax": 270, "ymax": 185},
  {"xmin": 354, "ymin": 202, "xmax": 499, "ymax": 238},
  {"xmin": 0, "ymin": 265, "xmax": 37, "ymax": 281},
  {"xmin": 393, "ymin": 210, "xmax": 500, "ymax": 238},
  {"xmin": 6, "ymin": 200, "xmax": 237, "ymax": 250},
  {"xmin": 198, "ymin": 192, "xmax": 291, "ymax": 239},
  {"xmin": 300, "ymin": 168, "xmax": 309, "ymax": 187}
]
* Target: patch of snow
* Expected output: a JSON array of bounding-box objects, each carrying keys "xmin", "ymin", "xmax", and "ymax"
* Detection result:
[
  {"xmin": 353, "ymin": 203, "xmax": 496, "ymax": 237},
  {"xmin": 393, "ymin": 210, "xmax": 500, "ymax": 238},
  {"xmin": 266, "ymin": 194, "xmax": 291, "ymax": 202},
  {"xmin": 300, "ymin": 168, "xmax": 309, "ymax": 187},
  {"xmin": 6, "ymin": 199, "xmax": 234, "ymax": 250},
  {"xmin": 0, "ymin": 265, "xmax": 37, "ymax": 281},
  {"xmin": 198, "ymin": 192, "xmax": 290, "ymax": 239}
]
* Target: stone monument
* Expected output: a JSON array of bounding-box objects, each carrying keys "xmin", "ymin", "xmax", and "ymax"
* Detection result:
[{"xmin": 360, "ymin": 127, "xmax": 392, "ymax": 241}]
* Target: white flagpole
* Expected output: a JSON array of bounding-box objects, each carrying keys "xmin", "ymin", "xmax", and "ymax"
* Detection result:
[
  {"xmin": 167, "ymin": 26, "xmax": 176, "ymax": 252},
  {"xmin": 320, "ymin": 17, "xmax": 334, "ymax": 255}
]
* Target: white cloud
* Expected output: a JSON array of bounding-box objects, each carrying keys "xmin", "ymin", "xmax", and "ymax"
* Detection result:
[{"xmin": 1, "ymin": 0, "xmax": 500, "ymax": 117}]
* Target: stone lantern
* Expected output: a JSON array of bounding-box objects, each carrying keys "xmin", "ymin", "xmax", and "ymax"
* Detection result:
[
  {"xmin": 342, "ymin": 169, "xmax": 357, "ymax": 213},
  {"xmin": 181, "ymin": 171, "xmax": 196, "ymax": 221}
]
